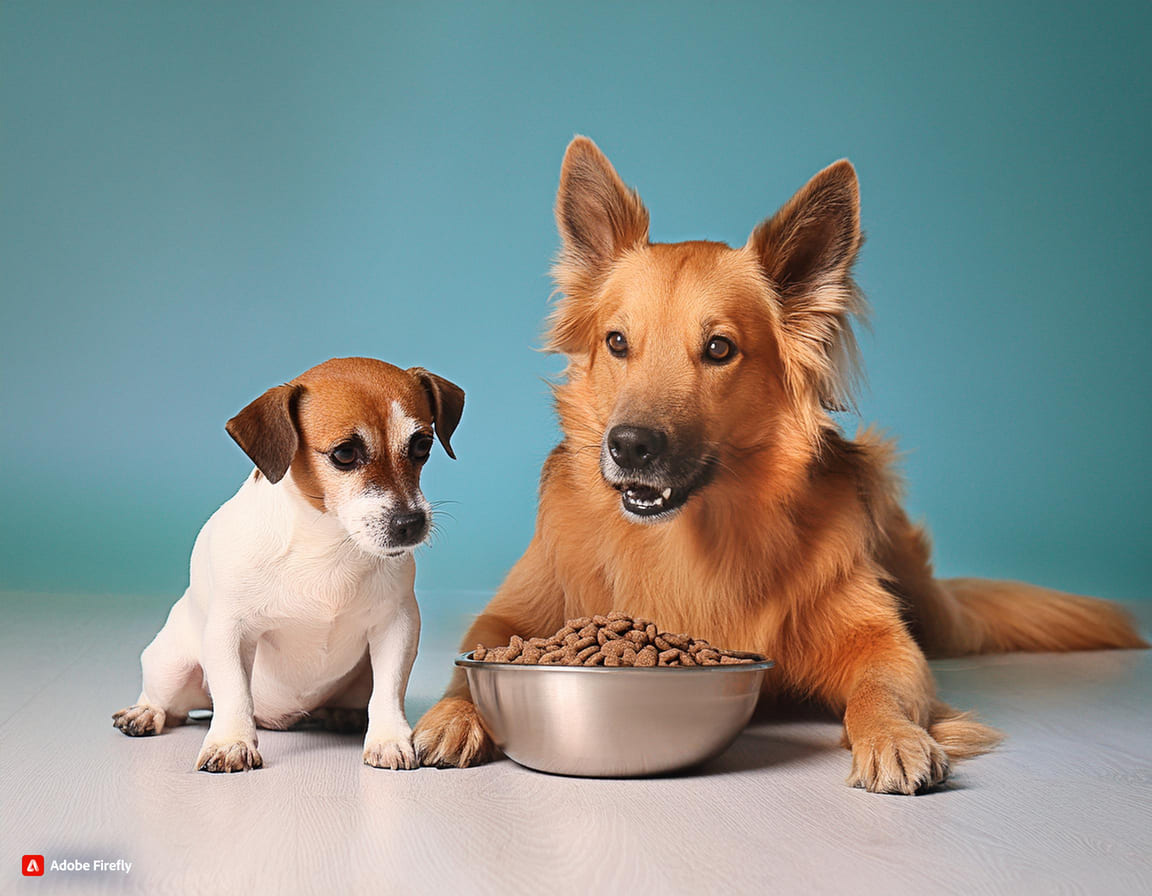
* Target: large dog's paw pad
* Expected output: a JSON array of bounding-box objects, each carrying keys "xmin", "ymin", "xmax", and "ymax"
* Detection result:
[
  {"xmin": 847, "ymin": 723, "xmax": 950, "ymax": 795},
  {"xmin": 196, "ymin": 739, "xmax": 263, "ymax": 773},
  {"xmin": 412, "ymin": 697, "xmax": 498, "ymax": 768},
  {"xmin": 363, "ymin": 736, "xmax": 418, "ymax": 770},
  {"xmin": 112, "ymin": 704, "xmax": 166, "ymax": 737}
]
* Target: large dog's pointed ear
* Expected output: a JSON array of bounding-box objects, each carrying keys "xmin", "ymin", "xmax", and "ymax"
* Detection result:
[
  {"xmin": 409, "ymin": 367, "xmax": 465, "ymax": 459},
  {"xmin": 549, "ymin": 137, "xmax": 649, "ymax": 352},
  {"xmin": 225, "ymin": 383, "xmax": 303, "ymax": 483},
  {"xmin": 747, "ymin": 160, "xmax": 866, "ymax": 413}
]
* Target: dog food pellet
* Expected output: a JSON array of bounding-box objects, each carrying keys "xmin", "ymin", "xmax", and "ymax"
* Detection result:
[{"xmin": 473, "ymin": 615, "xmax": 762, "ymax": 667}]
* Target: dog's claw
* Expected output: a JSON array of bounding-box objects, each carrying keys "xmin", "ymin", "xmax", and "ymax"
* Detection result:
[
  {"xmin": 846, "ymin": 724, "xmax": 950, "ymax": 795},
  {"xmin": 412, "ymin": 697, "xmax": 499, "ymax": 768},
  {"xmin": 196, "ymin": 740, "xmax": 263, "ymax": 773},
  {"xmin": 113, "ymin": 704, "xmax": 166, "ymax": 737}
]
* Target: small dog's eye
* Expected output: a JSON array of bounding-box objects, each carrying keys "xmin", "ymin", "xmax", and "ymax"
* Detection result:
[
  {"xmin": 330, "ymin": 442, "xmax": 360, "ymax": 470},
  {"xmin": 606, "ymin": 331, "xmax": 629, "ymax": 358},
  {"xmin": 409, "ymin": 433, "xmax": 434, "ymax": 462},
  {"xmin": 704, "ymin": 336, "xmax": 736, "ymax": 363}
]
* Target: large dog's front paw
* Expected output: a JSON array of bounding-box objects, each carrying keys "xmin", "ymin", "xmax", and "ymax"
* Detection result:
[
  {"xmin": 196, "ymin": 737, "xmax": 263, "ymax": 773},
  {"xmin": 113, "ymin": 704, "xmax": 166, "ymax": 737},
  {"xmin": 412, "ymin": 697, "xmax": 498, "ymax": 768},
  {"xmin": 363, "ymin": 734, "xmax": 418, "ymax": 770},
  {"xmin": 847, "ymin": 722, "xmax": 950, "ymax": 795}
]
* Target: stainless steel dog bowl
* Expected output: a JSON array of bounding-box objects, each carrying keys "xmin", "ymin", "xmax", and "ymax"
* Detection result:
[{"xmin": 457, "ymin": 653, "xmax": 773, "ymax": 777}]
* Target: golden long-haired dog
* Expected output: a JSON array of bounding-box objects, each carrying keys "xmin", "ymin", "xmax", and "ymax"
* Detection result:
[{"xmin": 414, "ymin": 137, "xmax": 1147, "ymax": 793}]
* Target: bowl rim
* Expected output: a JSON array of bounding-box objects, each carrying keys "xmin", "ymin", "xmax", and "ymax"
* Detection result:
[{"xmin": 455, "ymin": 651, "xmax": 774, "ymax": 672}]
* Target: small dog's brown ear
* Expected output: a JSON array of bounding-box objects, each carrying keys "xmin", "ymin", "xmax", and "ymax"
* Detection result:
[
  {"xmin": 554, "ymin": 136, "xmax": 650, "ymax": 292},
  {"xmin": 747, "ymin": 160, "xmax": 866, "ymax": 414},
  {"xmin": 225, "ymin": 383, "xmax": 303, "ymax": 483},
  {"xmin": 409, "ymin": 368, "xmax": 465, "ymax": 460}
]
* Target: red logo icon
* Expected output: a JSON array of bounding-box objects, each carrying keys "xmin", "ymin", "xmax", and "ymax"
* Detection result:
[{"xmin": 22, "ymin": 855, "xmax": 45, "ymax": 876}]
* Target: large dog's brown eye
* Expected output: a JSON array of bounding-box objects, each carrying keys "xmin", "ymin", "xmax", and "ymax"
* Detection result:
[
  {"xmin": 330, "ymin": 441, "xmax": 361, "ymax": 470},
  {"xmin": 409, "ymin": 432, "xmax": 434, "ymax": 462},
  {"xmin": 704, "ymin": 336, "xmax": 736, "ymax": 363},
  {"xmin": 606, "ymin": 331, "xmax": 629, "ymax": 358}
]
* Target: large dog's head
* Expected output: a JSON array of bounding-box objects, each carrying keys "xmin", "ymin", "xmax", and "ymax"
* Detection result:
[{"xmin": 548, "ymin": 137, "xmax": 864, "ymax": 523}]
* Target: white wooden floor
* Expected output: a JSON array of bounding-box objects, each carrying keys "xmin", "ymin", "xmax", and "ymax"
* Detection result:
[{"xmin": 1, "ymin": 592, "xmax": 1149, "ymax": 895}]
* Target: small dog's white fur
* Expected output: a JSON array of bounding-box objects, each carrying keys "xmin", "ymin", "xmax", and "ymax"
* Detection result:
[{"xmin": 114, "ymin": 358, "xmax": 463, "ymax": 773}]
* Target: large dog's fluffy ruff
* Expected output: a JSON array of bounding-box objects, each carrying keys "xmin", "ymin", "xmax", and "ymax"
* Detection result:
[{"xmin": 414, "ymin": 138, "xmax": 1146, "ymax": 793}]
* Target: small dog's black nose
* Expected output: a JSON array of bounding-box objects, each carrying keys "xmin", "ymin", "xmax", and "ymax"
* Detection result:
[
  {"xmin": 607, "ymin": 425, "xmax": 668, "ymax": 470},
  {"xmin": 389, "ymin": 510, "xmax": 427, "ymax": 545}
]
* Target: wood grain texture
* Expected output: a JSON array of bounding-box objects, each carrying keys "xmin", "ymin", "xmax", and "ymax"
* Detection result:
[{"xmin": 1, "ymin": 593, "xmax": 1149, "ymax": 895}]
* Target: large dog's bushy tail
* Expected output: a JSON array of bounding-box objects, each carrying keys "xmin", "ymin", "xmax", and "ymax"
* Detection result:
[{"xmin": 919, "ymin": 577, "xmax": 1147, "ymax": 657}]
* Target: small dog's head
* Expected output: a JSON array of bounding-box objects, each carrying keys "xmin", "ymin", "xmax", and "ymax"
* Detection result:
[
  {"xmin": 548, "ymin": 137, "xmax": 864, "ymax": 523},
  {"xmin": 225, "ymin": 358, "xmax": 464, "ymax": 557}
]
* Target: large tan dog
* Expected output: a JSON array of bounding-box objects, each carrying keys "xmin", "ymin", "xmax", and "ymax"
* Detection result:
[{"xmin": 414, "ymin": 137, "xmax": 1146, "ymax": 793}]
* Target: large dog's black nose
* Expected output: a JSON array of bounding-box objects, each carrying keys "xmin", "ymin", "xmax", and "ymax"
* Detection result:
[
  {"xmin": 389, "ymin": 510, "xmax": 427, "ymax": 545},
  {"xmin": 607, "ymin": 425, "xmax": 668, "ymax": 470}
]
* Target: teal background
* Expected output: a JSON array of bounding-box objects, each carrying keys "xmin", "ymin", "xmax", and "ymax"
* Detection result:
[{"xmin": 2, "ymin": 0, "xmax": 1149, "ymax": 612}]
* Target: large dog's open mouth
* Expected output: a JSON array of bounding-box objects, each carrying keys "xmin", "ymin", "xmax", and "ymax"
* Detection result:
[{"xmin": 606, "ymin": 459, "xmax": 716, "ymax": 521}]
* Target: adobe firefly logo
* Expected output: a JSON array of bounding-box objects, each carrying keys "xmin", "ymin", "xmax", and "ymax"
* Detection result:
[{"xmin": 22, "ymin": 855, "xmax": 45, "ymax": 877}]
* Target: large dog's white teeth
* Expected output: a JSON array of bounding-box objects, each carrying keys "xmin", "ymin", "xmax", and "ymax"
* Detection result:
[{"xmin": 661, "ymin": 488, "xmax": 672, "ymax": 499}]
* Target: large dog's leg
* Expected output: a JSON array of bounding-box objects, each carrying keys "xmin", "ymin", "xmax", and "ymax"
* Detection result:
[
  {"xmin": 790, "ymin": 581, "xmax": 1000, "ymax": 795},
  {"xmin": 414, "ymin": 534, "xmax": 565, "ymax": 767}
]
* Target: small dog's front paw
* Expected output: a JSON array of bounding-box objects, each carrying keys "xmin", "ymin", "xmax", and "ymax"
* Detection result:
[
  {"xmin": 113, "ymin": 704, "xmax": 166, "ymax": 737},
  {"xmin": 847, "ymin": 723, "xmax": 950, "ymax": 795},
  {"xmin": 363, "ymin": 735, "xmax": 418, "ymax": 770},
  {"xmin": 412, "ymin": 697, "xmax": 497, "ymax": 768},
  {"xmin": 196, "ymin": 739, "xmax": 263, "ymax": 773}
]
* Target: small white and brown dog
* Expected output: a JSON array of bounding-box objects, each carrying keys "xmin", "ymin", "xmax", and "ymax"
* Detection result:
[{"xmin": 113, "ymin": 357, "xmax": 464, "ymax": 773}]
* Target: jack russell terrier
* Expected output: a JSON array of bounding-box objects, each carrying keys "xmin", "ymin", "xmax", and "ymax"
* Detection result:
[{"xmin": 113, "ymin": 357, "xmax": 464, "ymax": 772}]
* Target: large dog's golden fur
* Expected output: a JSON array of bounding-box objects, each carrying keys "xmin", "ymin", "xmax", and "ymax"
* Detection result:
[{"xmin": 414, "ymin": 137, "xmax": 1147, "ymax": 793}]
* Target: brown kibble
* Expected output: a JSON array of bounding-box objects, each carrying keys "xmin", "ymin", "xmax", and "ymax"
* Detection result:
[
  {"xmin": 576, "ymin": 644, "xmax": 599, "ymax": 663},
  {"xmin": 473, "ymin": 615, "xmax": 764, "ymax": 669}
]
